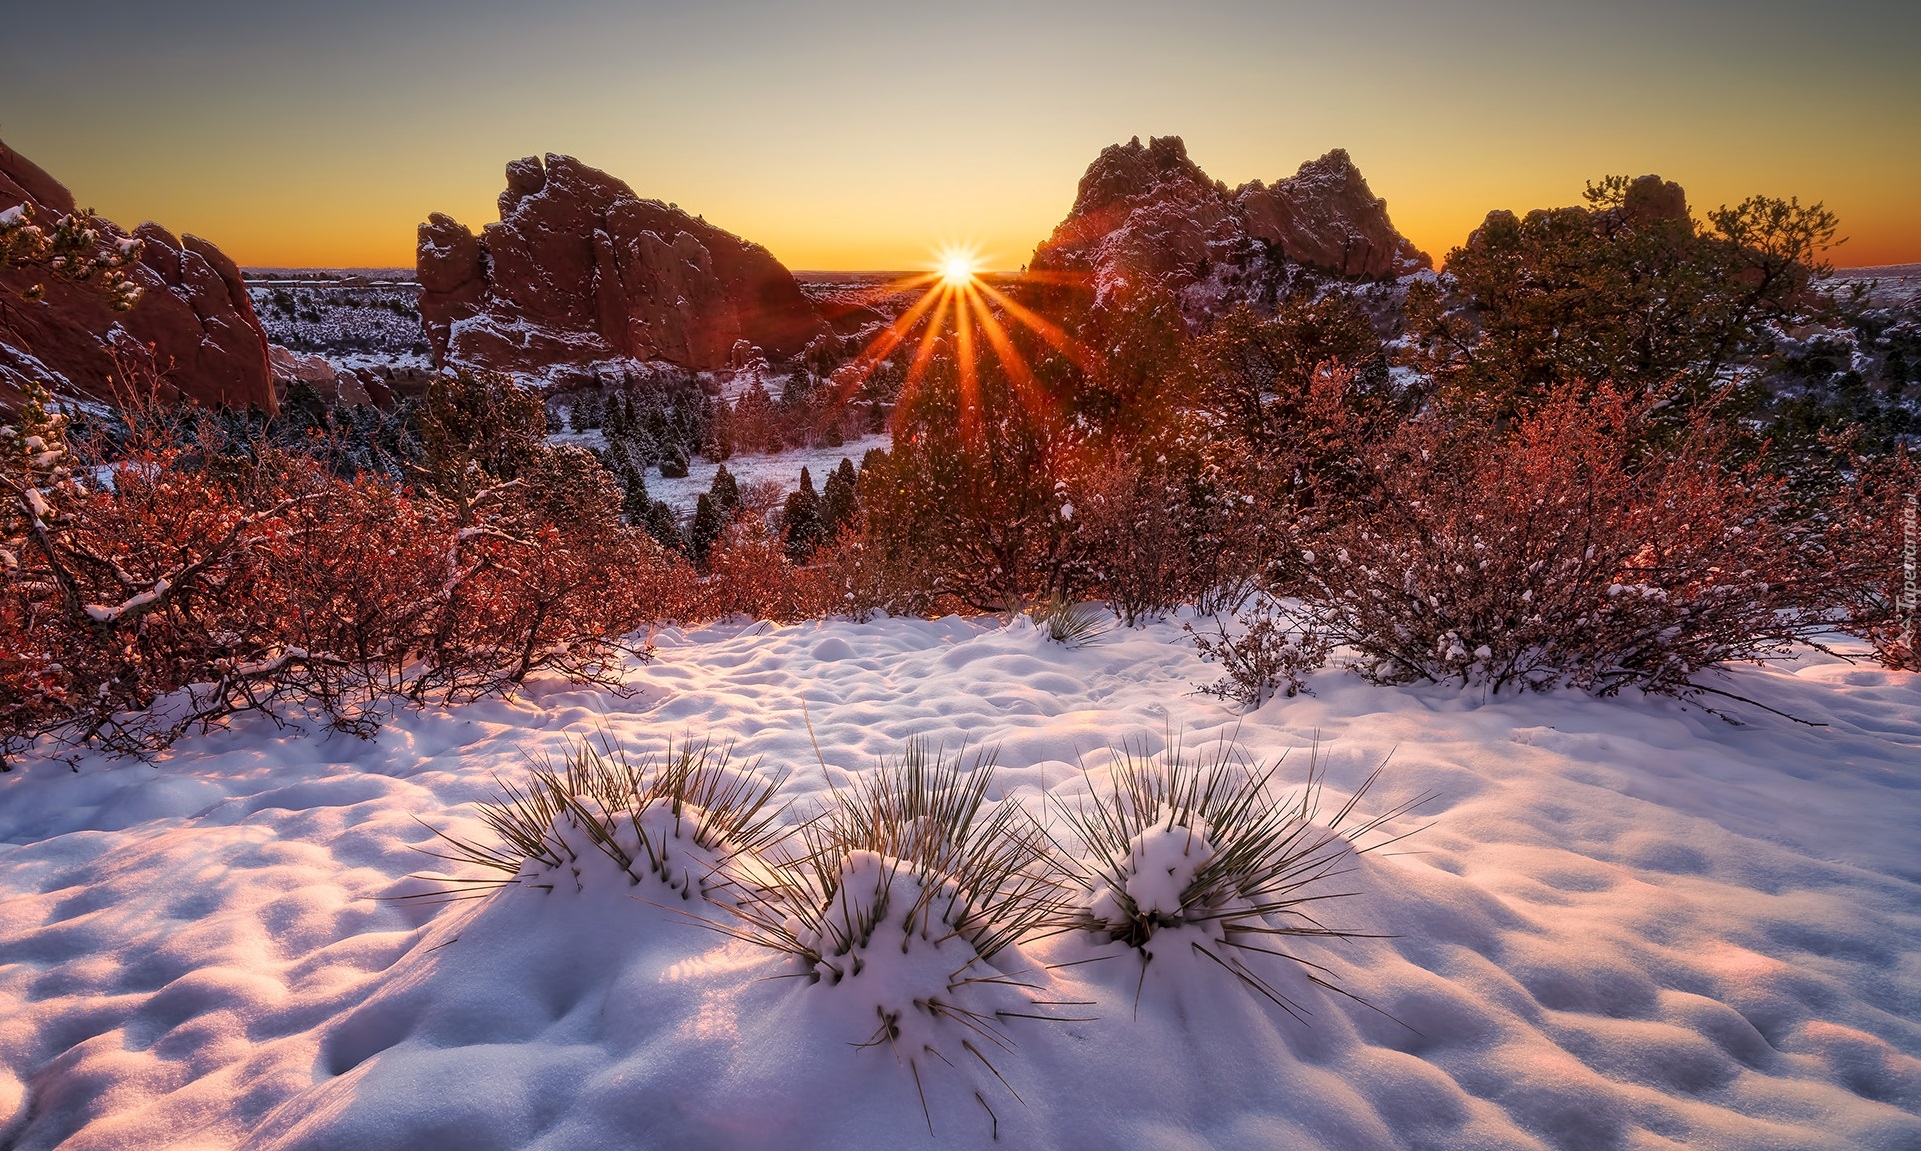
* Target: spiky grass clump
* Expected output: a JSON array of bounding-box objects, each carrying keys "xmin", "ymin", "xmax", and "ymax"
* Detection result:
[
  {"xmin": 1026, "ymin": 596, "xmax": 1110, "ymax": 648},
  {"xmin": 425, "ymin": 736, "xmax": 786, "ymax": 902},
  {"xmin": 1062, "ymin": 739, "xmax": 1420, "ymax": 1018},
  {"xmin": 710, "ymin": 742, "xmax": 1080, "ymax": 1132}
]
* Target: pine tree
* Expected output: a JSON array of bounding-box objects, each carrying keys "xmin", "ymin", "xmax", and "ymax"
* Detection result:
[
  {"xmin": 572, "ymin": 391, "xmax": 603, "ymax": 430},
  {"xmin": 690, "ymin": 492, "xmax": 724, "ymax": 568},
  {"xmin": 606, "ymin": 389, "xmax": 632, "ymax": 439},
  {"xmin": 643, "ymin": 499, "xmax": 683, "ymax": 553},
  {"xmin": 659, "ymin": 440, "xmax": 690, "ymax": 479},
  {"xmin": 821, "ymin": 456, "xmax": 858, "ymax": 541},
  {"xmin": 782, "ymin": 466, "xmax": 823, "ymax": 563},
  {"xmin": 620, "ymin": 465, "xmax": 651, "ymax": 525},
  {"xmin": 705, "ymin": 400, "xmax": 736, "ymax": 461},
  {"xmin": 708, "ymin": 463, "xmax": 740, "ymax": 516}
]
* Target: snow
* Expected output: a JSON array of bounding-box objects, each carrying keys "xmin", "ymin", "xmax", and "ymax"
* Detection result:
[
  {"xmin": 1116, "ymin": 817, "xmax": 1213, "ymax": 918},
  {"xmin": 645, "ymin": 434, "xmax": 889, "ymax": 511},
  {"xmin": 1, "ymin": 614, "xmax": 1918, "ymax": 1150},
  {"xmin": 541, "ymin": 433, "xmax": 893, "ymax": 515},
  {"xmin": 81, "ymin": 577, "xmax": 168, "ymax": 623},
  {"xmin": 246, "ymin": 279, "xmax": 429, "ymax": 366}
]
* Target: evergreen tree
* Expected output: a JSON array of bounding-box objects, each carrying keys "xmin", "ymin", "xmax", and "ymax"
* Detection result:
[
  {"xmin": 1407, "ymin": 174, "xmax": 1840, "ymax": 420},
  {"xmin": 643, "ymin": 499, "xmax": 683, "ymax": 553},
  {"xmin": 690, "ymin": 493, "xmax": 725, "ymax": 568},
  {"xmin": 659, "ymin": 440, "xmax": 690, "ymax": 479},
  {"xmin": 821, "ymin": 456, "xmax": 858, "ymax": 541},
  {"xmin": 705, "ymin": 399, "xmax": 736, "ymax": 461},
  {"xmin": 572, "ymin": 391, "xmax": 603, "ymax": 430},
  {"xmin": 782, "ymin": 466, "xmax": 823, "ymax": 563},
  {"xmin": 606, "ymin": 389, "xmax": 630, "ymax": 439},
  {"xmin": 708, "ymin": 463, "xmax": 740, "ymax": 516},
  {"xmin": 620, "ymin": 465, "xmax": 651, "ymax": 526}
]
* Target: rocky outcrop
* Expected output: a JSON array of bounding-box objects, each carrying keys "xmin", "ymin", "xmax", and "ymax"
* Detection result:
[
  {"xmin": 418, "ymin": 154, "xmax": 827, "ymax": 382},
  {"xmin": 0, "ymin": 138, "xmax": 275, "ymax": 413},
  {"xmin": 1029, "ymin": 136, "xmax": 1429, "ymax": 325},
  {"xmin": 269, "ymin": 344, "xmax": 373, "ymax": 406},
  {"xmin": 1236, "ymin": 149, "xmax": 1431, "ymax": 279}
]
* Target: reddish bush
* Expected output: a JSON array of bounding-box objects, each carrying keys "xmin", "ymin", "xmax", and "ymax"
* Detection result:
[
  {"xmin": 3, "ymin": 393, "xmax": 337, "ymax": 756},
  {"xmin": 1831, "ymin": 448, "xmax": 1918, "ymax": 670},
  {"xmin": 0, "ymin": 377, "xmax": 680, "ymax": 765},
  {"xmin": 696, "ymin": 528, "xmax": 836, "ymax": 623},
  {"xmin": 1068, "ymin": 449, "xmax": 1208, "ymax": 626},
  {"xmin": 1282, "ymin": 383, "xmax": 1851, "ymax": 696}
]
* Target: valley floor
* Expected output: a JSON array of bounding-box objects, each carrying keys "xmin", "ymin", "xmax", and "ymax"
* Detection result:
[{"xmin": 1, "ymin": 614, "xmax": 1917, "ymax": 1150}]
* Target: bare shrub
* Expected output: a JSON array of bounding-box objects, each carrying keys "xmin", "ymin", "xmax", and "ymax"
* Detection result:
[
  {"xmin": 1287, "ymin": 382, "xmax": 1852, "ymax": 696},
  {"xmin": 1069, "ymin": 450, "xmax": 1199, "ymax": 626},
  {"xmin": 1830, "ymin": 447, "xmax": 1918, "ymax": 671},
  {"xmin": 1185, "ymin": 598, "xmax": 1331, "ymax": 706}
]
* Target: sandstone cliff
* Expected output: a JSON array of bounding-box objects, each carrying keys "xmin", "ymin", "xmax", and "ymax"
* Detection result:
[
  {"xmin": 0, "ymin": 138, "xmax": 275, "ymax": 413},
  {"xmin": 1030, "ymin": 136, "xmax": 1429, "ymax": 325},
  {"xmin": 417, "ymin": 154, "xmax": 827, "ymax": 383}
]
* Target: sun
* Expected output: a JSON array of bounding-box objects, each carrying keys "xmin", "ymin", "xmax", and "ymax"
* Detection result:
[
  {"xmin": 939, "ymin": 250, "xmax": 977, "ymax": 287},
  {"xmin": 821, "ymin": 240, "xmax": 1087, "ymax": 444}
]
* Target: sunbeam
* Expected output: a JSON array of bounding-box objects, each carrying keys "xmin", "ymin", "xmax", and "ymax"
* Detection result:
[{"xmin": 829, "ymin": 244, "xmax": 1087, "ymax": 444}]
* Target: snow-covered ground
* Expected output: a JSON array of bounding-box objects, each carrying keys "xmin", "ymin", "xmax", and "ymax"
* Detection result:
[
  {"xmin": 548, "ymin": 431, "xmax": 891, "ymax": 513},
  {"xmin": 1, "ymin": 615, "xmax": 1917, "ymax": 1150},
  {"xmin": 246, "ymin": 277, "xmax": 431, "ymax": 367}
]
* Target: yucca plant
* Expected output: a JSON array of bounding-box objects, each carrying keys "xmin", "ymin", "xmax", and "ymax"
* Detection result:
[
  {"xmin": 1026, "ymin": 595, "xmax": 1110, "ymax": 648},
  {"xmin": 1059, "ymin": 737, "xmax": 1422, "ymax": 1019},
  {"xmin": 420, "ymin": 735, "xmax": 787, "ymax": 903},
  {"xmin": 705, "ymin": 741, "xmax": 1084, "ymax": 1132}
]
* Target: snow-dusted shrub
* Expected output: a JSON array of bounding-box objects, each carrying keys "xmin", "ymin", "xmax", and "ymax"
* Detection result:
[
  {"xmin": 1185, "ymin": 598, "xmax": 1331, "ymax": 706},
  {"xmin": 0, "ymin": 373, "xmax": 679, "ymax": 764},
  {"xmin": 1285, "ymin": 383, "xmax": 1852, "ymax": 696},
  {"xmin": 428, "ymin": 737, "xmax": 786, "ymax": 900},
  {"xmin": 809, "ymin": 529, "xmax": 943, "ymax": 621},
  {"xmin": 715, "ymin": 743, "xmax": 1072, "ymax": 1126},
  {"xmin": 1831, "ymin": 447, "xmax": 1919, "ymax": 671},
  {"xmin": 1068, "ymin": 449, "xmax": 1211, "ymax": 627},
  {"xmin": 0, "ymin": 200, "xmax": 144, "ymax": 310},
  {"xmin": 1062, "ymin": 740, "xmax": 1409, "ymax": 1017},
  {"xmin": 695, "ymin": 527, "xmax": 837, "ymax": 623},
  {"xmin": 1, "ymin": 385, "xmax": 339, "ymax": 760}
]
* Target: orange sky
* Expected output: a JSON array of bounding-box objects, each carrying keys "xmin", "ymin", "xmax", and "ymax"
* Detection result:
[{"xmin": 3, "ymin": 1, "xmax": 1916, "ymax": 271}]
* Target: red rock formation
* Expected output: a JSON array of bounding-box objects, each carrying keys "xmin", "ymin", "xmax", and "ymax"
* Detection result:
[
  {"xmin": 1237, "ymin": 149, "xmax": 1431, "ymax": 279},
  {"xmin": 0, "ymin": 138, "xmax": 275, "ymax": 413},
  {"xmin": 1029, "ymin": 136, "xmax": 1429, "ymax": 325},
  {"xmin": 417, "ymin": 154, "xmax": 827, "ymax": 381}
]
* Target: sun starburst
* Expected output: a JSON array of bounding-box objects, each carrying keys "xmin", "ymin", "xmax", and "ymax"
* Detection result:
[
  {"xmin": 822, "ymin": 244, "xmax": 1087, "ymax": 444},
  {"xmin": 938, "ymin": 249, "xmax": 977, "ymax": 287}
]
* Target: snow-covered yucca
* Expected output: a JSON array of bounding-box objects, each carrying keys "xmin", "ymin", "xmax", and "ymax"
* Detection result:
[
  {"xmin": 711, "ymin": 742, "xmax": 1078, "ymax": 1129},
  {"xmin": 426, "ymin": 736, "xmax": 786, "ymax": 902},
  {"xmin": 1062, "ymin": 738, "xmax": 1417, "ymax": 1018},
  {"xmin": 1025, "ymin": 595, "xmax": 1110, "ymax": 647}
]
